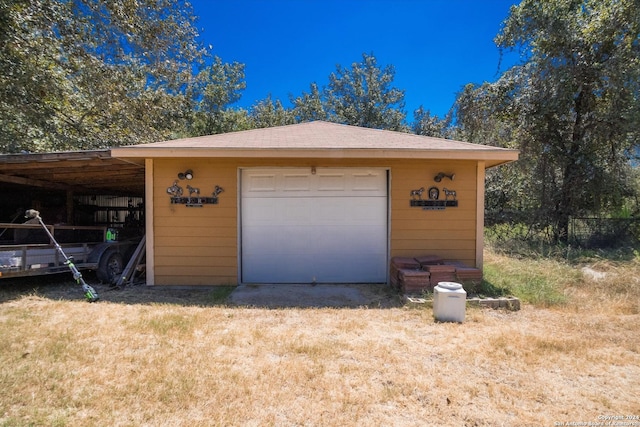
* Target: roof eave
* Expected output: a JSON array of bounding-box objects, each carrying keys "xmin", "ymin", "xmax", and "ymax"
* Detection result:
[{"xmin": 111, "ymin": 147, "xmax": 519, "ymax": 165}]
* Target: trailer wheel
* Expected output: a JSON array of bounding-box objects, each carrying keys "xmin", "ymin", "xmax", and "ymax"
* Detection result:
[{"xmin": 97, "ymin": 250, "xmax": 124, "ymax": 285}]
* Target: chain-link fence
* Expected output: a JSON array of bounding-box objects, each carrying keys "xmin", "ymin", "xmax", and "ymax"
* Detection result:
[
  {"xmin": 569, "ymin": 217, "xmax": 640, "ymax": 248},
  {"xmin": 485, "ymin": 211, "xmax": 640, "ymax": 249}
]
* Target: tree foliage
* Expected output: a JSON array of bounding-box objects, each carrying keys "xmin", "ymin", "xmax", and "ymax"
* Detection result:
[
  {"xmin": 2, "ymin": 2, "xmax": 412, "ymax": 152},
  {"xmin": 290, "ymin": 83, "xmax": 328, "ymax": 123},
  {"xmin": 249, "ymin": 95, "xmax": 295, "ymax": 129},
  {"xmin": 188, "ymin": 56, "xmax": 247, "ymax": 136},
  {"xmin": 456, "ymin": 0, "xmax": 640, "ymax": 242},
  {"xmin": 287, "ymin": 53, "xmax": 409, "ymax": 131},
  {"xmin": 325, "ymin": 53, "xmax": 407, "ymax": 131},
  {"xmin": 0, "ymin": 0, "xmax": 244, "ymax": 152},
  {"xmin": 412, "ymin": 106, "xmax": 451, "ymax": 138}
]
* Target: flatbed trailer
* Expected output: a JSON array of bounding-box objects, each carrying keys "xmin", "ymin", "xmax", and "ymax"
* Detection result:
[{"xmin": 0, "ymin": 223, "xmax": 140, "ymax": 283}]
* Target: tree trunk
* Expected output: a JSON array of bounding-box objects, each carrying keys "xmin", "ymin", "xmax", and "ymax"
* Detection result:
[
  {"xmin": 556, "ymin": 163, "xmax": 577, "ymax": 244},
  {"xmin": 555, "ymin": 87, "xmax": 590, "ymax": 244}
]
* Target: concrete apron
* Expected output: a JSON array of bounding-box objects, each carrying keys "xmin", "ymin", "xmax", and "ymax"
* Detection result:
[{"xmin": 229, "ymin": 283, "xmax": 388, "ymax": 308}]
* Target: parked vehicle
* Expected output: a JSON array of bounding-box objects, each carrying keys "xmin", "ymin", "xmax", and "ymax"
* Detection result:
[{"xmin": 0, "ymin": 220, "xmax": 141, "ymax": 285}]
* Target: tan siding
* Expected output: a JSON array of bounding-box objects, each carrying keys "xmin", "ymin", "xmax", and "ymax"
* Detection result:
[
  {"xmin": 392, "ymin": 209, "xmax": 476, "ymax": 222},
  {"xmin": 154, "ymin": 216, "xmax": 237, "ymax": 230},
  {"xmin": 145, "ymin": 158, "xmax": 155, "ymax": 285},
  {"xmin": 156, "ymin": 255, "xmax": 236, "ymax": 268},
  {"xmin": 389, "ymin": 160, "xmax": 478, "ymax": 267},
  {"xmin": 393, "ymin": 219, "xmax": 476, "ymax": 231},
  {"xmin": 155, "ymin": 240, "xmax": 237, "ymax": 253},
  {"xmin": 155, "ymin": 206, "xmax": 237, "ymax": 217},
  {"xmin": 155, "ymin": 227, "xmax": 236, "ymax": 239},
  {"xmin": 154, "ymin": 272, "xmax": 237, "ymax": 286},
  {"xmin": 393, "ymin": 239, "xmax": 476, "ymax": 251},
  {"xmin": 393, "ymin": 229, "xmax": 476, "ymax": 240},
  {"xmin": 150, "ymin": 157, "xmax": 481, "ymax": 285},
  {"xmin": 475, "ymin": 162, "xmax": 486, "ymax": 268},
  {"xmin": 152, "ymin": 158, "xmax": 239, "ymax": 286}
]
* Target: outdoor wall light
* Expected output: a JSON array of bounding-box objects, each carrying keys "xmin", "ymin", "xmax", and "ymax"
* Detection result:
[
  {"xmin": 434, "ymin": 172, "xmax": 455, "ymax": 182},
  {"xmin": 178, "ymin": 169, "xmax": 194, "ymax": 180}
]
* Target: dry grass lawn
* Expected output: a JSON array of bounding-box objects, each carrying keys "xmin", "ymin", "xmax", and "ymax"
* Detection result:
[{"xmin": 1, "ymin": 250, "xmax": 639, "ymax": 426}]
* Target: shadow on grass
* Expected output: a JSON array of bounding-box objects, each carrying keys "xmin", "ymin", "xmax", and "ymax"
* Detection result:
[
  {"xmin": 485, "ymin": 235, "xmax": 640, "ymax": 264},
  {"xmin": 228, "ymin": 283, "xmax": 404, "ymax": 309},
  {"xmin": 0, "ymin": 274, "xmax": 404, "ymax": 309},
  {"xmin": 0, "ymin": 273, "xmax": 235, "ymax": 307},
  {"xmin": 470, "ymin": 279, "xmax": 512, "ymax": 299}
]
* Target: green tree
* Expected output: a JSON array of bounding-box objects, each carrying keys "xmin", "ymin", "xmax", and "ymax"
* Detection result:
[
  {"xmin": 453, "ymin": 80, "xmax": 537, "ymax": 230},
  {"xmin": 0, "ymin": 0, "xmax": 242, "ymax": 152},
  {"xmin": 1, "ymin": 0, "xmax": 65, "ymax": 152},
  {"xmin": 290, "ymin": 82, "xmax": 328, "ymax": 123},
  {"xmin": 412, "ymin": 106, "xmax": 451, "ymax": 138},
  {"xmin": 188, "ymin": 56, "xmax": 247, "ymax": 136},
  {"xmin": 458, "ymin": 0, "xmax": 640, "ymax": 242},
  {"xmin": 325, "ymin": 53, "xmax": 407, "ymax": 131},
  {"xmin": 249, "ymin": 95, "xmax": 295, "ymax": 129}
]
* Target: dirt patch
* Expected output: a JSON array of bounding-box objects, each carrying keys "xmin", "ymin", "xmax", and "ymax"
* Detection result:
[
  {"xmin": 229, "ymin": 283, "xmax": 403, "ymax": 308},
  {"xmin": 0, "ymin": 274, "xmax": 403, "ymax": 308}
]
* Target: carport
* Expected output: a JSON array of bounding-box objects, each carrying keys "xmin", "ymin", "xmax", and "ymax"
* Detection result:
[{"xmin": 0, "ymin": 149, "xmax": 145, "ymax": 226}]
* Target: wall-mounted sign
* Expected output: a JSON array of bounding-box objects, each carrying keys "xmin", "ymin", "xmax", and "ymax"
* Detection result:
[
  {"xmin": 410, "ymin": 185, "xmax": 458, "ymax": 210},
  {"xmin": 410, "ymin": 199, "xmax": 458, "ymax": 210},
  {"xmin": 170, "ymin": 197, "xmax": 219, "ymax": 207},
  {"xmin": 168, "ymin": 183, "xmax": 224, "ymax": 207}
]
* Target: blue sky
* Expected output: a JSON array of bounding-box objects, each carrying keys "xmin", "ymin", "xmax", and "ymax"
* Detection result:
[{"xmin": 189, "ymin": 0, "xmax": 520, "ymax": 119}]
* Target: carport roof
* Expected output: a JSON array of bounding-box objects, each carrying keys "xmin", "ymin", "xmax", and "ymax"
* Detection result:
[
  {"xmin": 111, "ymin": 121, "xmax": 519, "ymax": 168},
  {"xmin": 0, "ymin": 149, "xmax": 145, "ymax": 196}
]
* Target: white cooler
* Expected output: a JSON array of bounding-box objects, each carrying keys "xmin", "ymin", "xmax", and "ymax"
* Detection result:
[{"xmin": 433, "ymin": 282, "xmax": 466, "ymax": 323}]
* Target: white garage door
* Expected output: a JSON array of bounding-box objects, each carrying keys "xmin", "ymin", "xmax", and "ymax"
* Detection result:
[{"xmin": 241, "ymin": 168, "xmax": 388, "ymax": 283}]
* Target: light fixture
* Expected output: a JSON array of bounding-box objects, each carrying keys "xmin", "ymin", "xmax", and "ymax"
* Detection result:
[
  {"xmin": 178, "ymin": 169, "xmax": 193, "ymax": 180},
  {"xmin": 434, "ymin": 172, "xmax": 455, "ymax": 182},
  {"xmin": 311, "ymin": 166, "xmax": 316, "ymax": 175}
]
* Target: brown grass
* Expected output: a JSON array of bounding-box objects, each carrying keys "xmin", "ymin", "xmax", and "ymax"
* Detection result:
[{"xmin": 1, "ymin": 251, "xmax": 639, "ymax": 426}]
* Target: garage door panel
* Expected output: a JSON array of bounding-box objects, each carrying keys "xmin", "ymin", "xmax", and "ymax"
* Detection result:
[
  {"xmin": 241, "ymin": 168, "xmax": 388, "ymax": 284},
  {"xmin": 353, "ymin": 172, "xmax": 385, "ymax": 191},
  {"xmin": 242, "ymin": 200, "xmax": 276, "ymax": 224},
  {"xmin": 246, "ymin": 224, "xmax": 378, "ymax": 256},
  {"xmin": 242, "ymin": 227, "xmax": 282, "ymax": 252},
  {"xmin": 283, "ymin": 173, "xmax": 311, "ymax": 192},
  {"xmin": 242, "ymin": 168, "xmax": 386, "ymax": 198},
  {"xmin": 317, "ymin": 172, "xmax": 346, "ymax": 191},
  {"xmin": 246, "ymin": 173, "xmax": 277, "ymax": 192}
]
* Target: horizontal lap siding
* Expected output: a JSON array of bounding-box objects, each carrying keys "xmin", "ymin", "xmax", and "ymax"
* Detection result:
[
  {"xmin": 153, "ymin": 159, "xmax": 238, "ymax": 285},
  {"xmin": 152, "ymin": 157, "xmax": 393, "ymax": 286},
  {"xmin": 150, "ymin": 157, "xmax": 480, "ymax": 285},
  {"xmin": 389, "ymin": 160, "xmax": 478, "ymax": 267}
]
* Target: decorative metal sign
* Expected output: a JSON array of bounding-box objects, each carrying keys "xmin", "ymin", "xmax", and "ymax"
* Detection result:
[
  {"xmin": 167, "ymin": 182, "xmax": 224, "ymax": 207},
  {"xmin": 170, "ymin": 197, "xmax": 219, "ymax": 207},
  {"xmin": 410, "ymin": 184, "xmax": 458, "ymax": 210}
]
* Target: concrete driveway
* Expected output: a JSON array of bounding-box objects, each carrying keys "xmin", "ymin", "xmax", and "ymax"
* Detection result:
[{"xmin": 229, "ymin": 283, "xmax": 401, "ymax": 308}]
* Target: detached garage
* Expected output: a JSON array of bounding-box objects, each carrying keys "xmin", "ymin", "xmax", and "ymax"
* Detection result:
[
  {"xmin": 241, "ymin": 167, "xmax": 388, "ymax": 283},
  {"xmin": 111, "ymin": 121, "xmax": 518, "ymax": 287}
]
